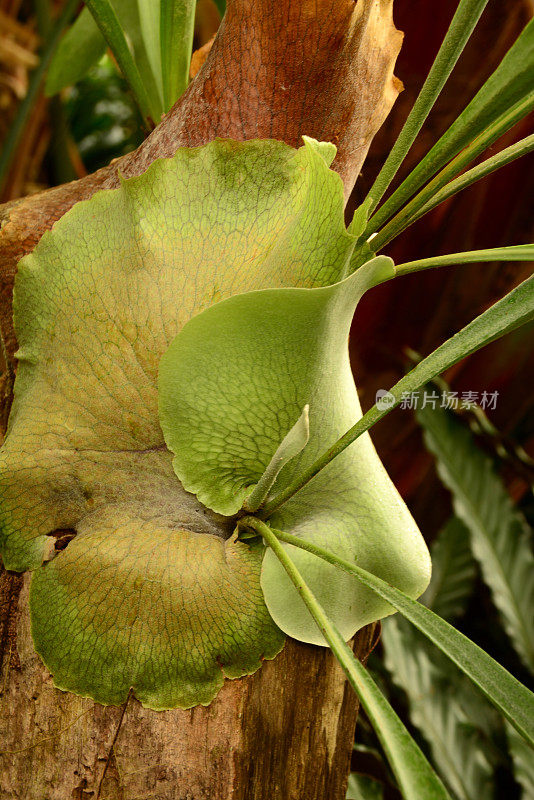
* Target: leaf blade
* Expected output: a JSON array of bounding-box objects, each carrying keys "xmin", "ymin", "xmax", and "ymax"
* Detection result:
[
  {"xmin": 382, "ymin": 616, "xmax": 498, "ymax": 800},
  {"xmin": 267, "ymin": 528, "xmax": 534, "ymax": 747},
  {"xmin": 160, "ymin": 0, "xmax": 197, "ymax": 111},
  {"xmin": 2, "ymin": 139, "xmax": 363, "ymax": 708},
  {"xmin": 507, "ymin": 721, "xmax": 534, "ymax": 798},
  {"xmin": 45, "ymin": 7, "xmax": 106, "ymax": 96},
  {"xmin": 263, "ymin": 273, "xmax": 534, "ymax": 515},
  {"xmin": 395, "ymin": 245, "xmax": 534, "ymax": 278},
  {"xmin": 249, "ymin": 518, "xmax": 451, "ymax": 800},
  {"xmin": 371, "ymin": 98, "xmax": 534, "ymax": 250},
  {"xmin": 137, "ymin": 0, "xmax": 163, "ymax": 101},
  {"xmin": 159, "ymin": 256, "xmax": 432, "ymax": 643},
  {"xmin": 85, "ymin": 0, "xmax": 159, "ymax": 123},
  {"xmin": 418, "ymin": 405, "xmax": 534, "ymax": 673},
  {"xmin": 400, "ymin": 133, "xmax": 534, "ymax": 232},
  {"xmin": 420, "ymin": 516, "xmax": 477, "ymax": 621},
  {"xmin": 366, "ymin": 0, "xmax": 491, "ymax": 213},
  {"xmin": 366, "ymin": 18, "xmax": 534, "ymax": 237}
]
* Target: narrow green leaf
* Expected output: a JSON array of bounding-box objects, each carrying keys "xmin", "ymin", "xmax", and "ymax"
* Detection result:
[
  {"xmin": 243, "ymin": 406, "xmax": 309, "ymax": 513},
  {"xmin": 507, "ymin": 722, "xmax": 534, "ymax": 798},
  {"xmin": 160, "ymin": 0, "xmax": 196, "ymax": 111},
  {"xmin": 400, "ymin": 133, "xmax": 534, "ymax": 232},
  {"xmin": 395, "ymin": 245, "xmax": 534, "ymax": 278},
  {"xmin": 85, "ymin": 0, "xmax": 159, "ymax": 124},
  {"xmin": 137, "ymin": 0, "xmax": 163, "ymax": 101},
  {"xmin": 45, "ymin": 7, "xmax": 106, "ymax": 96},
  {"xmin": 366, "ymin": 18, "xmax": 534, "ymax": 238},
  {"xmin": 366, "ymin": 0, "xmax": 490, "ymax": 214},
  {"xmin": 212, "ymin": 0, "xmax": 226, "ymax": 16},
  {"xmin": 420, "ymin": 516, "xmax": 477, "ymax": 621},
  {"xmin": 371, "ymin": 99, "xmax": 534, "ymax": 250},
  {"xmin": 263, "ymin": 274, "xmax": 534, "ymax": 516},
  {"xmin": 244, "ymin": 518, "xmax": 452, "ymax": 800},
  {"xmin": 263, "ymin": 527, "xmax": 534, "ymax": 747},
  {"xmin": 418, "ymin": 405, "xmax": 534, "ymax": 673},
  {"xmin": 47, "ymin": 0, "xmax": 163, "ymax": 112},
  {"xmin": 382, "ymin": 617, "xmax": 498, "ymax": 800},
  {"xmin": 348, "ymin": 198, "xmax": 376, "ymax": 268},
  {"xmin": 348, "ymin": 197, "xmax": 374, "ymax": 238}
]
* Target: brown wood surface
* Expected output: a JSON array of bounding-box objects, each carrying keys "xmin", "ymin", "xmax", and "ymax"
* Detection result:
[
  {"xmin": 0, "ymin": 574, "xmax": 378, "ymax": 800},
  {"xmin": 0, "ymin": 1, "xmax": 399, "ymax": 797}
]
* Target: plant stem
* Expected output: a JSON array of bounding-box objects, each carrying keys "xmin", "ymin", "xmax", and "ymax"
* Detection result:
[
  {"xmin": 261, "ymin": 273, "xmax": 534, "ymax": 516},
  {"xmin": 212, "ymin": 0, "xmax": 226, "ymax": 17},
  {"xmin": 401, "ymin": 133, "xmax": 534, "ymax": 229},
  {"xmin": 85, "ymin": 0, "xmax": 159, "ymax": 126},
  {"xmin": 242, "ymin": 517, "xmax": 337, "ymax": 645},
  {"xmin": 365, "ymin": 0, "xmax": 490, "ymax": 215},
  {"xmin": 370, "ymin": 94, "xmax": 534, "ymax": 251},
  {"xmin": 0, "ymin": 0, "xmax": 80, "ymax": 194},
  {"xmin": 395, "ymin": 245, "xmax": 534, "ymax": 278},
  {"xmin": 160, "ymin": 0, "xmax": 197, "ymax": 112},
  {"xmin": 241, "ymin": 516, "xmax": 451, "ymax": 800},
  {"xmin": 248, "ymin": 523, "xmax": 534, "ymax": 748}
]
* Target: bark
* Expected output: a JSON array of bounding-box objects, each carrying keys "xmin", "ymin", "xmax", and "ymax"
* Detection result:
[
  {"xmin": 0, "ymin": 0, "xmax": 401, "ymax": 797},
  {"xmin": 1, "ymin": 575, "xmax": 380, "ymax": 800}
]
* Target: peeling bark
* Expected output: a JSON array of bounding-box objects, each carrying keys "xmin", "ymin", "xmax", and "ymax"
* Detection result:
[{"xmin": 0, "ymin": 0, "xmax": 400, "ymax": 796}]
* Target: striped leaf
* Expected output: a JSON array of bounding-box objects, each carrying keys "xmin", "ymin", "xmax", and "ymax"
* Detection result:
[
  {"xmin": 421, "ymin": 516, "xmax": 477, "ymax": 621},
  {"xmin": 418, "ymin": 406, "xmax": 534, "ymax": 673}
]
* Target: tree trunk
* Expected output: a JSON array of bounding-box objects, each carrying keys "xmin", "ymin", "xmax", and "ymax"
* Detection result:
[{"xmin": 0, "ymin": 1, "xmax": 400, "ymax": 797}]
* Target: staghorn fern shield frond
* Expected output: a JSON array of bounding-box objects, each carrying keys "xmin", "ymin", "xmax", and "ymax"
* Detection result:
[{"xmin": 0, "ymin": 137, "xmax": 431, "ymax": 708}]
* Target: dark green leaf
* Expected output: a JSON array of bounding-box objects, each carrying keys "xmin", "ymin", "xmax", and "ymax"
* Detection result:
[
  {"xmin": 366, "ymin": 0, "xmax": 490, "ymax": 213},
  {"xmin": 160, "ymin": 0, "xmax": 196, "ymax": 111},
  {"xmin": 507, "ymin": 722, "xmax": 534, "ymax": 798},
  {"xmin": 418, "ymin": 406, "xmax": 534, "ymax": 673},
  {"xmin": 402, "ymin": 134, "xmax": 534, "ymax": 230},
  {"xmin": 382, "ymin": 616, "xmax": 499, "ymax": 800},
  {"xmin": 45, "ymin": 7, "xmax": 106, "ymax": 96},
  {"xmin": 47, "ymin": 0, "xmax": 164, "ymax": 118},
  {"xmin": 212, "ymin": 0, "xmax": 226, "ymax": 16},
  {"xmin": 138, "ymin": 0, "xmax": 163, "ymax": 101},
  {"xmin": 85, "ymin": 0, "xmax": 160, "ymax": 123},
  {"xmin": 268, "ymin": 528, "xmax": 534, "ymax": 747},
  {"xmin": 367, "ymin": 18, "xmax": 534, "ymax": 237},
  {"xmin": 347, "ymin": 772, "xmax": 385, "ymax": 800},
  {"xmin": 421, "ymin": 516, "xmax": 477, "ymax": 621}
]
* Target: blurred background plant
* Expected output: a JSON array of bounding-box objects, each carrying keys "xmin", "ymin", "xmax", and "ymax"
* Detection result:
[
  {"xmin": 1, "ymin": 1, "xmax": 533, "ymax": 798},
  {"xmin": 0, "ymin": 0, "xmax": 221, "ymax": 198}
]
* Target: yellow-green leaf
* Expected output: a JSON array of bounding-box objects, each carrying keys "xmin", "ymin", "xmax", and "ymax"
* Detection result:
[{"xmin": 0, "ymin": 137, "xmax": 352, "ymax": 707}]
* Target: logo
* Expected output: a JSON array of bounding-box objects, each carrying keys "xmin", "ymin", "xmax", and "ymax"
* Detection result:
[{"xmin": 375, "ymin": 389, "xmax": 395, "ymax": 411}]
